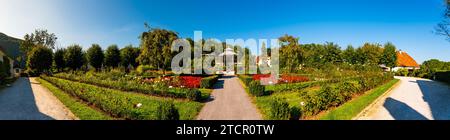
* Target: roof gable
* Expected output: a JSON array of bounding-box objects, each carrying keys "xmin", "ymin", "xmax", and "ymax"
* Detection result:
[{"xmin": 396, "ymin": 51, "xmax": 419, "ymax": 67}]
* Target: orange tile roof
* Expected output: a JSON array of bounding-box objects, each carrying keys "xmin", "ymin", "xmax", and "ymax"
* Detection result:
[{"xmin": 396, "ymin": 51, "xmax": 419, "ymax": 67}]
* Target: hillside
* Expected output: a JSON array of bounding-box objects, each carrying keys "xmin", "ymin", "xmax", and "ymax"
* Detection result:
[{"xmin": 0, "ymin": 32, "xmax": 22, "ymax": 59}]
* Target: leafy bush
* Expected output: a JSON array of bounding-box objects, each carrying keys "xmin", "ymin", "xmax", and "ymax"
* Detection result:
[
  {"xmin": 156, "ymin": 101, "xmax": 180, "ymax": 120},
  {"xmin": 136, "ymin": 65, "xmax": 155, "ymax": 74},
  {"xmin": 289, "ymin": 106, "xmax": 301, "ymax": 120},
  {"xmin": 200, "ymin": 75, "xmax": 219, "ymax": 88},
  {"xmin": 395, "ymin": 68, "xmax": 409, "ymax": 76},
  {"xmin": 26, "ymin": 46, "xmax": 53, "ymax": 74},
  {"xmin": 249, "ymin": 81, "xmax": 265, "ymax": 96},
  {"xmin": 268, "ymin": 97, "xmax": 290, "ymax": 120},
  {"xmin": 186, "ymin": 89, "xmax": 201, "ymax": 101},
  {"xmin": 238, "ymin": 75, "xmax": 253, "ymax": 86}
]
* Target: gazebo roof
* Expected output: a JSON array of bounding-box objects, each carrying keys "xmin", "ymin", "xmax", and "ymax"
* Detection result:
[{"xmin": 219, "ymin": 47, "xmax": 237, "ymax": 56}]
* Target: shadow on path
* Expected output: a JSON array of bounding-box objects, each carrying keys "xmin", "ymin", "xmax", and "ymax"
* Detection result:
[
  {"xmin": 417, "ymin": 80, "xmax": 450, "ymax": 120},
  {"xmin": 383, "ymin": 97, "xmax": 428, "ymax": 120},
  {"xmin": 0, "ymin": 77, "xmax": 54, "ymax": 120}
]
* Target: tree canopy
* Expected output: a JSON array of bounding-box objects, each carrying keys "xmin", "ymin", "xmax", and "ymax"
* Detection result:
[
  {"xmin": 104, "ymin": 45, "xmax": 121, "ymax": 68},
  {"xmin": 86, "ymin": 44, "xmax": 104, "ymax": 70}
]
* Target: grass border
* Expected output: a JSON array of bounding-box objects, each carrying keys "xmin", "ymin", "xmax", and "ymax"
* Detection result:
[
  {"xmin": 318, "ymin": 79, "xmax": 400, "ymax": 120},
  {"xmin": 37, "ymin": 78, "xmax": 114, "ymax": 120}
]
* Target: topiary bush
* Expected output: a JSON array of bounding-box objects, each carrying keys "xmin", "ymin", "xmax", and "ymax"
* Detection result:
[
  {"xmin": 186, "ymin": 89, "xmax": 201, "ymax": 101},
  {"xmin": 156, "ymin": 101, "xmax": 180, "ymax": 120},
  {"xmin": 200, "ymin": 75, "xmax": 219, "ymax": 88},
  {"xmin": 249, "ymin": 81, "xmax": 265, "ymax": 96},
  {"xmin": 268, "ymin": 97, "xmax": 290, "ymax": 120},
  {"xmin": 289, "ymin": 106, "xmax": 301, "ymax": 120}
]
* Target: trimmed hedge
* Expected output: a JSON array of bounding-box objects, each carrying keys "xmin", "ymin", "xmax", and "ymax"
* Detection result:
[
  {"xmin": 52, "ymin": 73, "xmax": 202, "ymax": 101},
  {"xmin": 435, "ymin": 71, "xmax": 450, "ymax": 84},
  {"xmin": 249, "ymin": 81, "xmax": 265, "ymax": 96},
  {"xmin": 238, "ymin": 75, "xmax": 253, "ymax": 86},
  {"xmin": 40, "ymin": 75, "xmax": 202, "ymax": 120},
  {"xmin": 156, "ymin": 101, "xmax": 180, "ymax": 120},
  {"xmin": 200, "ymin": 75, "xmax": 219, "ymax": 88}
]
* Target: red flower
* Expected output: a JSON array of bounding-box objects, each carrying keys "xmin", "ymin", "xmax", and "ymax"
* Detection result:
[
  {"xmin": 280, "ymin": 75, "xmax": 309, "ymax": 83},
  {"xmin": 252, "ymin": 74, "xmax": 271, "ymax": 80},
  {"xmin": 179, "ymin": 76, "xmax": 202, "ymax": 88}
]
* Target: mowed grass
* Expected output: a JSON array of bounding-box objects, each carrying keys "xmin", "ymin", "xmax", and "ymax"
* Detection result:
[
  {"xmin": 37, "ymin": 78, "xmax": 113, "ymax": 120},
  {"xmin": 319, "ymin": 79, "xmax": 399, "ymax": 120}
]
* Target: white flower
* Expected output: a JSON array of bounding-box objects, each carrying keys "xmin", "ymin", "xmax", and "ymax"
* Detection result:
[
  {"xmin": 268, "ymin": 81, "xmax": 273, "ymax": 84},
  {"xmin": 169, "ymin": 86, "xmax": 173, "ymax": 88},
  {"xmin": 136, "ymin": 103, "xmax": 142, "ymax": 108},
  {"xmin": 300, "ymin": 102, "xmax": 305, "ymax": 106}
]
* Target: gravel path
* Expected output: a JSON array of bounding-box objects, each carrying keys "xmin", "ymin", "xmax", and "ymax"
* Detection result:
[
  {"xmin": 0, "ymin": 77, "xmax": 77, "ymax": 120},
  {"xmin": 358, "ymin": 76, "xmax": 450, "ymax": 120},
  {"xmin": 197, "ymin": 76, "xmax": 262, "ymax": 120}
]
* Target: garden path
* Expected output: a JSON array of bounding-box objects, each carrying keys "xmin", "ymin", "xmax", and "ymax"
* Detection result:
[
  {"xmin": 197, "ymin": 76, "xmax": 262, "ymax": 120},
  {"xmin": 0, "ymin": 77, "xmax": 77, "ymax": 120},
  {"xmin": 358, "ymin": 76, "xmax": 450, "ymax": 120}
]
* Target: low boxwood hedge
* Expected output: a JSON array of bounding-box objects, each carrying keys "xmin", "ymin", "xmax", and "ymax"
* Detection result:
[{"xmin": 200, "ymin": 75, "xmax": 219, "ymax": 88}]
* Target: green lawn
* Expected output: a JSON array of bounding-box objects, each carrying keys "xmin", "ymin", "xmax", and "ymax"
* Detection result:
[
  {"xmin": 319, "ymin": 79, "xmax": 399, "ymax": 120},
  {"xmin": 37, "ymin": 78, "xmax": 113, "ymax": 120}
]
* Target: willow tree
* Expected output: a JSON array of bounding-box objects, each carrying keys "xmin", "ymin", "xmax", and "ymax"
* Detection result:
[{"xmin": 137, "ymin": 23, "xmax": 178, "ymax": 74}]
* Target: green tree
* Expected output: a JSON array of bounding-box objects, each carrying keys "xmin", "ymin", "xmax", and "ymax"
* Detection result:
[
  {"xmin": 356, "ymin": 43, "xmax": 383, "ymax": 64},
  {"xmin": 137, "ymin": 24, "xmax": 178, "ymax": 73},
  {"xmin": 104, "ymin": 45, "xmax": 121, "ymax": 68},
  {"xmin": 120, "ymin": 45, "xmax": 140, "ymax": 68},
  {"xmin": 342, "ymin": 45, "xmax": 357, "ymax": 64},
  {"xmin": 20, "ymin": 29, "xmax": 58, "ymax": 54},
  {"xmin": 279, "ymin": 34, "xmax": 303, "ymax": 72},
  {"xmin": 26, "ymin": 46, "xmax": 53, "ymax": 74},
  {"xmin": 64, "ymin": 45, "xmax": 84, "ymax": 70},
  {"xmin": 54, "ymin": 48, "xmax": 66, "ymax": 72},
  {"xmin": 322, "ymin": 42, "xmax": 342, "ymax": 63},
  {"xmin": 380, "ymin": 42, "xmax": 397, "ymax": 70},
  {"xmin": 86, "ymin": 44, "xmax": 104, "ymax": 70}
]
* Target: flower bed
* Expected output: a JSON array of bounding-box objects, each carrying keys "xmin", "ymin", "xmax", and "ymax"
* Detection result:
[
  {"xmin": 40, "ymin": 75, "xmax": 203, "ymax": 120},
  {"xmin": 52, "ymin": 73, "xmax": 201, "ymax": 101}
]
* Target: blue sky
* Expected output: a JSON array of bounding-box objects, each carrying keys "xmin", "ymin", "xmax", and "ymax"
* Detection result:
[{"xmin": 0, "ymin": 0, "xmax": 449, "ymax": 63}]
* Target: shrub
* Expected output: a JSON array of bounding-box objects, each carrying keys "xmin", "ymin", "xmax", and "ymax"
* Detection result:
[
  {"xmin": 186, "ymin": 89, "xmax": 201, "ymax": 101},
  {"xmin": 268, "ymin": 97, "xmax": 290, "ymax": 120},
  {"xmin": 249, "ymin": 81, "xmax": 265, "ymax": 96},
  {"xmin": 395, "ymin": 68, "xmax": 409, "ymax": 76},
  {"xmin": 136, "ymin": 65, "xmax": 154, "ymax": 74},
  {"xmin": 156, "ymin": 101, "xmax": 180, "ymax": 120},
  {"xmin": 200, "ymin": 75, "xmax": 219, "ymax": 88},
  {"xmin": 435, "ymin": 71, "xmax": 450, "ymax": 84},
  {"xmin": 238, "ymin": 75, "xmax": 253, "ymax": 86},
  {"xmin": 289, "ymin": 106, "xmax": 301, "ymax": 120},
  {"xmin": 26, "ymin": 46, "xmax": 53, "ymax": 74}
]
